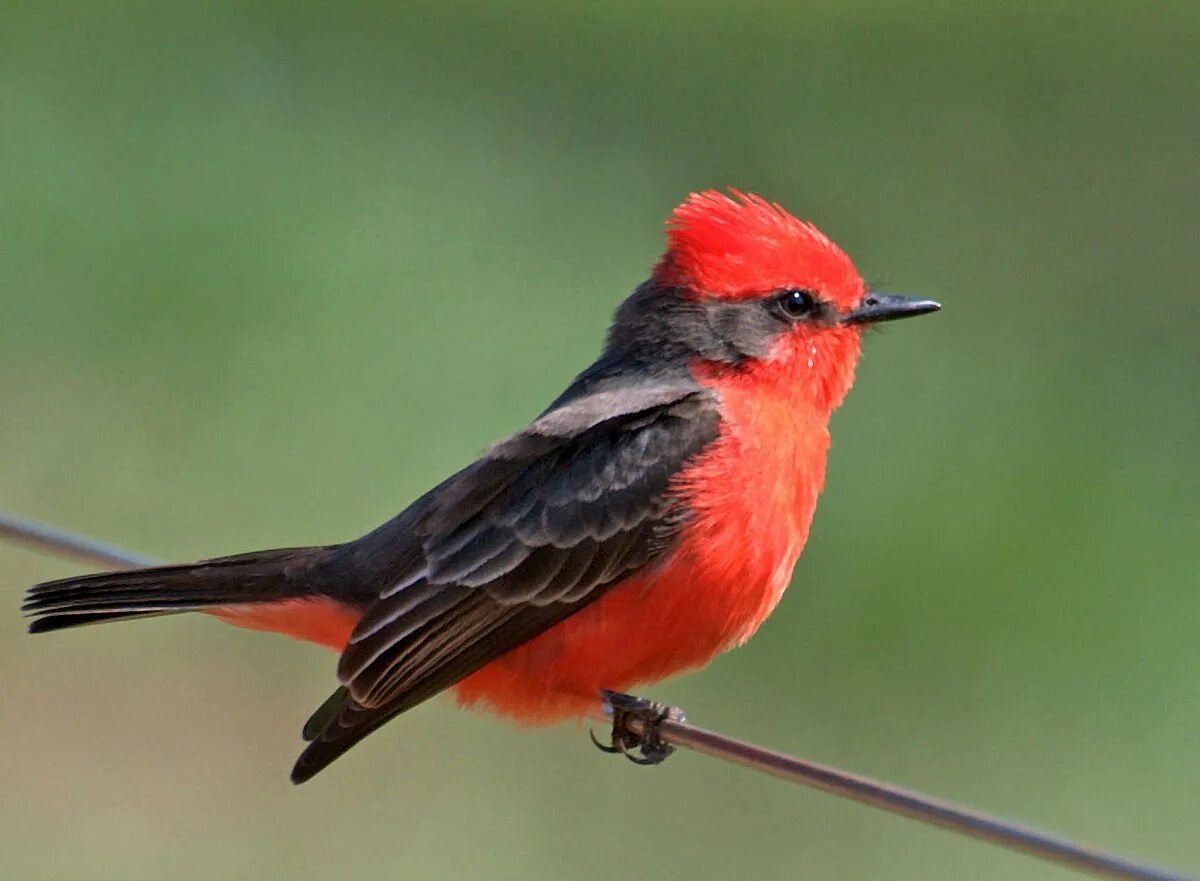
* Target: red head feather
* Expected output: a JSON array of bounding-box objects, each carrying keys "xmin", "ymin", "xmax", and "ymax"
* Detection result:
[{"xmin": 654, "ymin": 190, "xmax": 864, "ymax": 310}]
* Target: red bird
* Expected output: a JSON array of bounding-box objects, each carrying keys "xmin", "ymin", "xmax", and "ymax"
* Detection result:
[{"xmin": 24, "ymin": 190, "xmax": 939, "ymax": 782}]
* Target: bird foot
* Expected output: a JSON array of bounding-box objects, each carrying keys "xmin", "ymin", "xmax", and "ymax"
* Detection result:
[{"xmin": 590, "ymin": 689, "xmax": 685, "ymax": 766}]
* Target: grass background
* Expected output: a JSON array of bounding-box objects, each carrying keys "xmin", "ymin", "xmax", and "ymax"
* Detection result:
[{"xmin": 2, "ymin": 2, "xmax": 1197, "ymax": 879}]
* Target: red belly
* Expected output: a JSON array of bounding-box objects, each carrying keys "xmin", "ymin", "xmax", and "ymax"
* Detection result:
[
  {"xmin": 452, "ymin": 527, "xmax": 799, "ymax": 724},
  {"xmin": 454, "ymin": 375, "xmax": 824, "ymax": 724}
]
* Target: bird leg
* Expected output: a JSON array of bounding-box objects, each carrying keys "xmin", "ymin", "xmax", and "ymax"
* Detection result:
[{"xmin": 590, "ymin": 689, "xmax": 685, "ymax": 765}]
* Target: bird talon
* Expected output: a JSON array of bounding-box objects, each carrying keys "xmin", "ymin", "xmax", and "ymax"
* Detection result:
[
  {"xmin": 588, "ymin": 726, "xmax": 622, "ymax": 754},
  {"xmin": 623, "ymin": 749, "xmax": 665, "ymax": 766},
  {"xmin": 594, "ymin": 689, "xmax": 683, "ymax": 766}
]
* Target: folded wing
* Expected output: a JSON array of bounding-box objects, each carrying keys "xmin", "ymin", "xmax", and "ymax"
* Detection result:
[{"xmin": 292, "ymin": 382, "xmax": 720, "ymax": 782}]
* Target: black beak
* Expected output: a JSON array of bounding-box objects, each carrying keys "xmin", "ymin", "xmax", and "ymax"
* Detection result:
[{"xmin": 843, "ymin": 293, "xmax": 941, "ymax": 325}]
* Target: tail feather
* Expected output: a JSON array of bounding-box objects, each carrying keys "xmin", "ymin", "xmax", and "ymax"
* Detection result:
[
  {"xmin": 28, "ymin": 610, "xmax": 176, "ymax": 632},
  {"xmin": 24, "ymin": 546, "xmax": 335, "ymax": 634}
]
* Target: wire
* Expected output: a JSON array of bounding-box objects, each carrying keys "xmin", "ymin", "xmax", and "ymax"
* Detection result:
[
  {"xmin": 2, "ymin": 509, "xmax": 1194, "ymax": 881},
  {"xmin": 0, "ymin": 511, "xmax": 159, "ymax": 569}
]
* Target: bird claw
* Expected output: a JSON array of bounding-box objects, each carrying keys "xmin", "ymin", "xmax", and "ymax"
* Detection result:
[
  {"xmin": 590, "ymin": 689, "xmax": 685, "ymax": 766},
  {"xmin": 588, "ymin": 727, "xmax": 623, "ymax": 754}
]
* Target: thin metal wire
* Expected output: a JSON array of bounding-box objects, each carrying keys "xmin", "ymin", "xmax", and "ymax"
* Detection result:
[
  {"xmin": 0, "ymin": 511, "xmax": 158, "ymax": 569},
  {"xmin": 2, "ymin": 509, "xmax": 1194, "ymax": 881}
]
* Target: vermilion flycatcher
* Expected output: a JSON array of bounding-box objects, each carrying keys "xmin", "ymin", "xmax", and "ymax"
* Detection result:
[{"xmin": 25, "ymin": 190, "xmax": 939, "ymax": 782}]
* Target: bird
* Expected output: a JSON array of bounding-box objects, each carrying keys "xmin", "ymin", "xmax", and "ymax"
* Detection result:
[{"xmin": 23, "ymin": 189, "xmax": 940, "ymax": 783}]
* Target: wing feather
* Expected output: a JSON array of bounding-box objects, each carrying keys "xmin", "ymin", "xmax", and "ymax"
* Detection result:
[{"xmin": 292, "ymin": 383, "xmax": 720, "ymax": 782}]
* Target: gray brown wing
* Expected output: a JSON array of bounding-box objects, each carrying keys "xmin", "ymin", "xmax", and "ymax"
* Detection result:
[{"xmin": 291, "ymin": 387, "xmax": 719, "ymax": 782}]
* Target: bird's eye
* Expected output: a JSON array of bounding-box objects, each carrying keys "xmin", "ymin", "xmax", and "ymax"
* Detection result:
[{"xmin": 774, "ymin": 289, "xmax": 817, "ymax": 321}]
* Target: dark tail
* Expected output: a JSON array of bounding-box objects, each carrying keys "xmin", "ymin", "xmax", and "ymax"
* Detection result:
[{"xmin": 23, "ymin": 546, "xmax": 336, "ymax": 634}]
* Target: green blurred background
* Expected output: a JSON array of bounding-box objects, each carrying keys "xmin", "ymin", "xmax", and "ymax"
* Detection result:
[{"xmin": 2, "ymin": 2, "xmax": 1197, "ymax": 879}]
